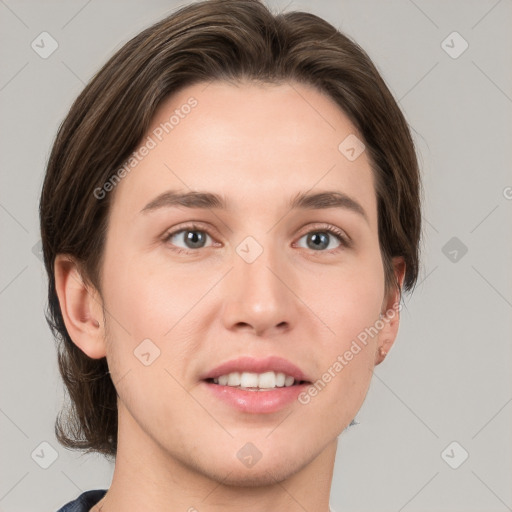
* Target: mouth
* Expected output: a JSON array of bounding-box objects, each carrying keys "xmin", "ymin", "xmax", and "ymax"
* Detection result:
[{"xmin": 200, "ymin": 356, "xmax": 312, "ymax": 413}]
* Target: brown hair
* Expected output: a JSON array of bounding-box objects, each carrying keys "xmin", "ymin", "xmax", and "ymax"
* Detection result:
[{"xmin": 40, "ymin": 0, "xmax": 421, "ymax": 459}]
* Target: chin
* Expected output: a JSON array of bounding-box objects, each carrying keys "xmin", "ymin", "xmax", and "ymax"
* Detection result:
[
  {"xmin": 182, "ymin": 443, "xmax": 319, "ymax": 488},
  {"xmin": 203, "ymin": 459, "xmax": 307, "ymax": 488}
]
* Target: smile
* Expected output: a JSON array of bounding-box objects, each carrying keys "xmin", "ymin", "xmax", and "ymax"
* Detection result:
[{"xmin": 208, "ymin": 370, "xmax": 306, "ymax": 390}]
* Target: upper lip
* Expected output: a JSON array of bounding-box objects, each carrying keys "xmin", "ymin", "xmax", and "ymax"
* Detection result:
[{"xmin": 201, "ymin": 356, "xmax": 311, "ymax": 383}]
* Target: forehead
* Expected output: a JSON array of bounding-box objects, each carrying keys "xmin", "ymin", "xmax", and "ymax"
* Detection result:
[{"xmin": 109, "ymin": 80, "xmax": 377, "ymax": 226}]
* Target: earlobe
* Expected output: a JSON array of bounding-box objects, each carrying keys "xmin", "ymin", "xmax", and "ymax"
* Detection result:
[
  {"xmin": 54, "ymin": 254, "xmax": 106, "ymax": 359},
  {"xmin": 375, "ymin": 257, "xmax": 406, "ymax": 365}
]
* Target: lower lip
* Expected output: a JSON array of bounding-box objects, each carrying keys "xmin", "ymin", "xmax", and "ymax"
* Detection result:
[{"xmin": 202, "ymin": 381, "xmax": 308, "ymax": 414}]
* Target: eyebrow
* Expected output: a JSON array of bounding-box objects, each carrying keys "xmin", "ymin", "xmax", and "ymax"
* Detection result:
[{"xmin": 141, "ymin": 189, "xmax": 368, "ymax": 223}]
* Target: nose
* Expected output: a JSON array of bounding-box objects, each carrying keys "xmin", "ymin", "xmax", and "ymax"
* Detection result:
[{"xmin": 220, "ymin": 242, "xmax": 298, "ymax": 337}]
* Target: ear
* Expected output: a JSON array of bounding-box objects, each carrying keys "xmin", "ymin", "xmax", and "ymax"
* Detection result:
[
  {"xmin": 374, "ymin": 257, "xmax": 406, "ymax": 365},
  {"xmin": 54, "ymin": 254, "xmax": 106, "ymax": 359}
]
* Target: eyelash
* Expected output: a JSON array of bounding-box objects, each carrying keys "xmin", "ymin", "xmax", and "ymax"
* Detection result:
[{"xmin": 162, "ymin": 223, "xmax": 351, "ymax": 255}]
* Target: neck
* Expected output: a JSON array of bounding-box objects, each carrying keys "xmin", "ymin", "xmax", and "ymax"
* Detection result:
[{"xmin": 99, "ymin": 405, "xmax": 337, "ymax": 512}]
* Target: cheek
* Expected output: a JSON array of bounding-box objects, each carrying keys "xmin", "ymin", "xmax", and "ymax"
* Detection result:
[
  {"xmin": 303, "ymin": 281, "xmax": 380, "ymax": 424},
  {"xmin": 101, "ymin": 250, "xmax": 203, "ymax": 336},
  {"xmin": 315, "ymin": 251, "xmax": 385, "ymax": 344},
  {"xmin": 100, "ymin": 251, "xmax": 214, "ymax": 383},
  {"xmin": 100, "ymin": 260, "xmax": 195, "ymax": 412},
  {"xmin": 304, "ymin": 249, "xmax": 384, "ymax": 403}
]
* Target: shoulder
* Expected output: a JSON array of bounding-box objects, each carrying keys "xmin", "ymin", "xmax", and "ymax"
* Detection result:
[{"xmin": 56, "ymin": 489, "xmax": 107, "ymax": 512}]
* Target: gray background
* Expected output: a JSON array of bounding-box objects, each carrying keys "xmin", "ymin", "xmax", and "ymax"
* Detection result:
[{"xmin": 1, "ymin": 0, "xmax": 511, "ymax": 511}]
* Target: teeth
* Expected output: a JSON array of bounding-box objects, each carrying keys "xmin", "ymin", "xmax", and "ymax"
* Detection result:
[
  {"xmin": 240, "ymin": 372, "xmax": 259, "ymax": 387},
  {"xmin": 284, "ymin": 375, "xmax": 294, "ymax": 387},
  {"xmin": 227, "ymin": 372, "xmax": 241, "ymax": 386},
  {"xmin": 275, "ymin": 372, "xmax": 285, "ymax": 387},
  {"xmin": 258, "ymin": 371, "xmax": 276, "ymax": 388},
  {"xmin": 212, "ymin": 371, "xmax": 298, "ymax": 389}
]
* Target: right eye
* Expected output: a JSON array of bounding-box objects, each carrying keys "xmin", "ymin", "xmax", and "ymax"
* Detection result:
[{"xmin": 163, "ymin": 224, "xmax": 216, "ymax": 253}]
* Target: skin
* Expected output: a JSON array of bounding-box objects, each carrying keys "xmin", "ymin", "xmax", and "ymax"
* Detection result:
[{"xmin": 55, "ymin": 80, "xmax": 405, "ymax": 512}]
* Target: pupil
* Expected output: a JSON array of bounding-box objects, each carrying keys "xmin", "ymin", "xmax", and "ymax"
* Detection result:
[{"xmin": 308, "ymin": 232, "xmax": 329, "ymax": 250}]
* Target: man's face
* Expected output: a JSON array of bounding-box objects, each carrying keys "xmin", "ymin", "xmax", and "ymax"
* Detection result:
[{"xmin": 98, "ymin": 80, "xmax": 397, "ymax": 484}]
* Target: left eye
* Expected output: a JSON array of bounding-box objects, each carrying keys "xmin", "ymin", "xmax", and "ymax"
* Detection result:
[{"xmin": 295, "ymin": 229, "xmax": 345, "ymax": 251}]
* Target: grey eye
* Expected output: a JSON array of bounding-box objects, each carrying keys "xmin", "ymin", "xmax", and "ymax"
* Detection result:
[
  {"xmin": 167, "ymin": 229, "xmax": 212, "ymax": 249},
  {"xmin": 296, "ymin": 231, "xmax": 342, "ymax": 251}
]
